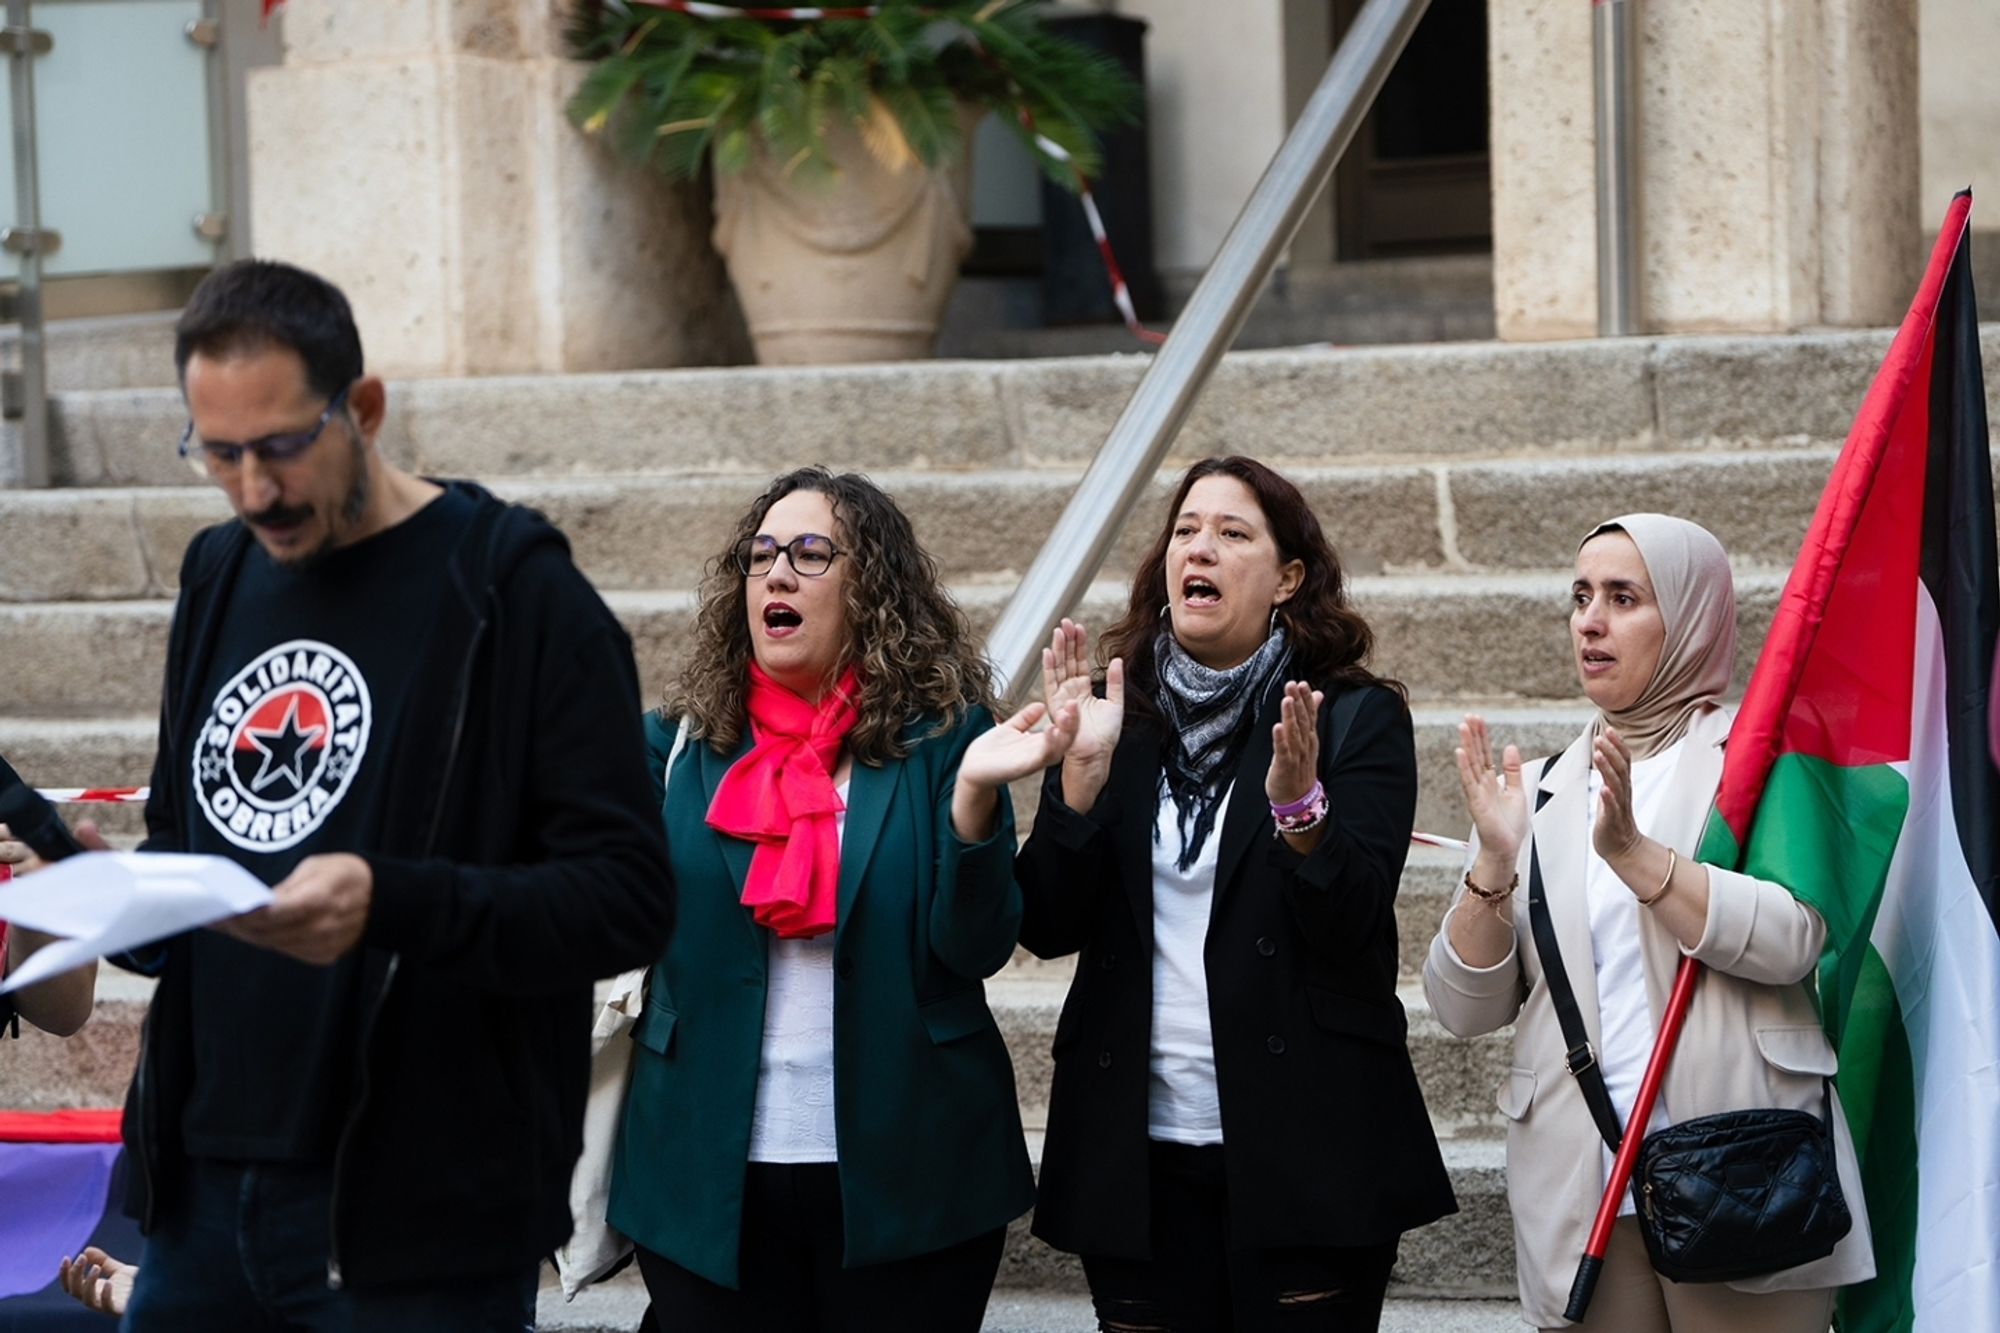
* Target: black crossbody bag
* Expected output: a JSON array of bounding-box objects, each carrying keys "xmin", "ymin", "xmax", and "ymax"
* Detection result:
[{"xmin": 1523, "ymin": 787, "xmax": 1851, "ymax": 1284}]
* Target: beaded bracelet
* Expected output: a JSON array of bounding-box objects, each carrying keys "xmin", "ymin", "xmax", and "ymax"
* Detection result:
[{"xmin": 1463, "ymin": 870, "xmax": 1518, "ymax": 903}]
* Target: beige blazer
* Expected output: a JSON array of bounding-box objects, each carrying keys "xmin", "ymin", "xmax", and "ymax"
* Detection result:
[{"xmin": 1422, "ymin": 706, "xmax": 1874, "ymax": 1327}]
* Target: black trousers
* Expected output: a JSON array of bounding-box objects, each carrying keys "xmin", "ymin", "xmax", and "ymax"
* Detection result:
[
  {"xmin": 1080, "ymin": 1141, "xmax": 1398, "ymax": 1333},
  {"xmin": 635, "ymin": 1161, "xmax": 1006, "ymax": 1333}
]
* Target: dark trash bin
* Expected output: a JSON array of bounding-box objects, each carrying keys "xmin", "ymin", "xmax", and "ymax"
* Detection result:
[{"xmin": 1040, "ymin": 12, "xmax": 1162, "ymax": 327}]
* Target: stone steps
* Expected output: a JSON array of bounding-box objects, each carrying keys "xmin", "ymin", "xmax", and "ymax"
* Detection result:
[
  {"xmin": 0, "ymin": 568, "xmax": 1789, "ymax": 716},
  {"xmin": 39, "ymin": 327, "xmax": 1981, "ymax": 494},
  {"xmin": 935, "ymin": 254, "xmax": 1501, "ymax": 361},
  {"xmin": 0, "ymin": 448, "xmax": 1836, "ymax": 603},
  {"xmin": 0, "ymin": 311, "xmax": 179, "ymax": 392}
]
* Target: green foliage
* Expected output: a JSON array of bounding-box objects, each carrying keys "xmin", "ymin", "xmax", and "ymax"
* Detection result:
[{"xmin": 565, "ymin": 0, "xmax": 1140, "ymax": 190}]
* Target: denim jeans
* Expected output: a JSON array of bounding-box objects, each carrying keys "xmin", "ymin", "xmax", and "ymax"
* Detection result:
[{"xmin": 122, "ymin": 1158, "xmax": 537, "ymax": 1333}]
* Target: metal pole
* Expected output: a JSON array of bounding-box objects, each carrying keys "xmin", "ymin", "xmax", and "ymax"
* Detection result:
[
  {"xmin": 3, "ymin": 0, "xmax": 49, "ymax": 487},
  {"xmin": 1593, "ymin": 0, "xmax": 1640, "ymax": 336},
  {"xmin": 189, "ymin": 0, "xmax": 231, "ymax": 254},
  {"xmin": 985, "ymin": 0, "xmax": 1432, "ymax": 700}
]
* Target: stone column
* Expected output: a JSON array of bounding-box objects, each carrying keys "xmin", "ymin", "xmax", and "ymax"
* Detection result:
[
  {"xmin": 247, "ymin": 1, "xmax": 746, "ymax": 377},
  {"xmin": 1489, "ymin": 0, "xmax": 1922, "ymax": 340}
]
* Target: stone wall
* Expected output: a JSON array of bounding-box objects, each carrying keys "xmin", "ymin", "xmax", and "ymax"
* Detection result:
[{"xmin": 1489, "ymin": 0, "xmax": 1922, "ymax": 340}]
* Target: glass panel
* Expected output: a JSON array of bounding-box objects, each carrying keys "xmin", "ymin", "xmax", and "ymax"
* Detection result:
[{"xmin": 0, "ymin": 0, "xmax": 217, "ymax": 276}]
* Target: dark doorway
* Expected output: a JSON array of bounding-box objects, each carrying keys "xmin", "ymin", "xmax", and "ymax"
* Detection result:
[{"xmin": 1332, "ymin": 0, "xmax": 1491, "ymax": 258}]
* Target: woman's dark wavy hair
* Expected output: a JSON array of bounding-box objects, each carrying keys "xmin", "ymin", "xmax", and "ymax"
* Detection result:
[
  {"xmin": 1100, "ymin": 455, "xmax": 1404, "ymax": 717},
  {"xmin": 672, "ymin": 467, "xmax": 996, "ymax": 762}
]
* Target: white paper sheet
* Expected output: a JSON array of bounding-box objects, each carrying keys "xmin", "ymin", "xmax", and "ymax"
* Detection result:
[{"xmin": 0, "ymin": 852, "xmax": 272, "ymax": 993}]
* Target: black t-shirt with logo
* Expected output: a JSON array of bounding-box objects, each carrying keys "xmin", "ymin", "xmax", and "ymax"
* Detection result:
[{"xmin": 179, "ymin": 488, "xmax": 475, "ymax": 1163}]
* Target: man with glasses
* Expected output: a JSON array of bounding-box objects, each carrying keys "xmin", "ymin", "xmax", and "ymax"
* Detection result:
[{"xmin": 85, "ymin": 259, "xmax": 674, "ymax": 1330}]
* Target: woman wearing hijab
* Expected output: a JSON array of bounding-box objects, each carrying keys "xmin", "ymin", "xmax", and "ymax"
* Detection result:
[
  {"xmin": 1016, "ymin": 456, "xmax": 1456, "ymax": 1332},
  {"xmin": 609, "ymin": 467, "xmax": 1074, "ymax": 1332},
  {"xmin": 1424, "ymin": 514, "xmax": 1874, "ymax": 1331}
]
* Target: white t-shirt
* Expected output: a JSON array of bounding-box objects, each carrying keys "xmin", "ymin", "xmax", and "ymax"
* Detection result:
[
  {"xmin": 1584, "ymin": 739, "xmax": 1684, "ymax": 1212},
  {"xmin": 1147, "ymin": 782, "xmax": 1232, "ymax": 1145},
  {"xmin": 745, "ymin": 784, "xmax": 847, "ymax": 1163}
]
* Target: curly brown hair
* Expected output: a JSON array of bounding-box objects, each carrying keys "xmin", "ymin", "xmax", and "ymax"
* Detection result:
[
  {"xmin": 672, "ymin": 467, "xmax": 996, "ymax": 762},
  {"xmin": 1100, "ymin": 455, "xmax": 1404, "ymax": 717}
]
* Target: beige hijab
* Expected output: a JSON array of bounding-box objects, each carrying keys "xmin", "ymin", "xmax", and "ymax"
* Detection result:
[{"xmin": 1578, "ymin": 513, "xmax": 1737, "ymax": 759}]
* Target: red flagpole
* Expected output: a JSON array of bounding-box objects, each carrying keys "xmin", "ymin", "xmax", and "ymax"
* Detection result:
[{"xmin": 1565, "ymin": 954, "xmax": 1702, "ymax": 1320}]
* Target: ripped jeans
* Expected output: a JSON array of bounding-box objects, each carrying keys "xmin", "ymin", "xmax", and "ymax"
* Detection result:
[{"xmin": 1080, "ymin": 1141, "xmax": 1398, "ymax": 1333}]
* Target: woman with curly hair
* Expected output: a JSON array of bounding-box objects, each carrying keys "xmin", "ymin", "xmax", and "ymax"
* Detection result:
[
  {"xmin": 1016, "ymin": 456, "xmax": 1456, "ymax": 1331},
  {"xmin": 608, "ymin": 467, "xmax": 1075, "ymax": 1332}
]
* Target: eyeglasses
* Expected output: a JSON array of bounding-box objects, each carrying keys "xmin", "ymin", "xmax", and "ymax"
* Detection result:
[
  {"xmin": 178, "ymin": 387, "xmax": 351, "ymax": 476},
  {"xmin": 733, "ymin": 533, "xmax": 844, "ymax": 578}
]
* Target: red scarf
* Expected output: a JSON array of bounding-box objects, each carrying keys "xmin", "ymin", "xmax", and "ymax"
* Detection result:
[{"xmin": 706, "ymin": 664, "xmax": 862, "ymax": 939}]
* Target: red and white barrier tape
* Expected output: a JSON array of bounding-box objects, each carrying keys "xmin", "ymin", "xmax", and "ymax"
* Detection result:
[
  {"xmin": 35, "ymin": 788, "xmax": 150, "ymax": 806},
  {"xmin": 32, "ymin": 783, "xmax": 1468, "ymax": 852},
  {"xmin": 1022, "ymin": 126, "xmax": 1164, "ymax": 345},
  {"xmin": 617, "ymin": 0, "xmax": 1164, "ymax": 345}
]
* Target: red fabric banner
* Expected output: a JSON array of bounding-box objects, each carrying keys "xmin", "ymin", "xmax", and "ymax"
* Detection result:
[{"xmin": 0, "ymin": 1110, "xmax": 124, "ymax": 1144}]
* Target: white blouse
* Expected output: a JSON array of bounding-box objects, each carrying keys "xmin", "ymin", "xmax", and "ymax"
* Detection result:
[
  {"xmin": 1583, "ymin": 739, "xmax": 1685, "ymax": 1213},
  {"xmin": 745, "ymin": 784, "xmax": 848, "ymax": 1163},
  {"xmin": 1146, "ymin": 782, "xmax": 1233, "ymax": 1145}
]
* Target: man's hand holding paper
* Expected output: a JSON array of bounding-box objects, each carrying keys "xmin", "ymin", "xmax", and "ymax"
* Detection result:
[{"xmin": 0, "ymin": 850, "xmax": 275, "ymax": 993}]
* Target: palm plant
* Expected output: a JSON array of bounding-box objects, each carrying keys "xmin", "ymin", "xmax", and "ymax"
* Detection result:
[{"xmin": 566, "ymin": 1, "xmax": 1140, "ymax": 188}]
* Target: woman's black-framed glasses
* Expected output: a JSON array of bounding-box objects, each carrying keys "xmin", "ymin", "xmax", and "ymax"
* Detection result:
[
  {"xmin": 178, "ymin": 386, "xmax": 351, "ymax": 476},
  {"xmin": 734, "ymin": 534, "xmax": 843, "ymax": 578}
]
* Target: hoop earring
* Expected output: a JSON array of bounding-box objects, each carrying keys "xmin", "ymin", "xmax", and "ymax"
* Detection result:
[
  {"xmin": 1159, "ymin": 602, "xmax": 1171, "ymax": 620},
  {"xmin": 1269, "ymin": 606, "xmax": 1281, "ymax": 635}
]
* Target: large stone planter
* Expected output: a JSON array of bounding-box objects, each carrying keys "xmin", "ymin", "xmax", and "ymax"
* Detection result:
[{"xmin": 712, "ymin": 112, "xmax": 978, "ymax": 365}]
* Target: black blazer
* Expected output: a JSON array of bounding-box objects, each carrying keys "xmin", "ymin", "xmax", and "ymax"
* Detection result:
[{"xmin": 1016, "ymin": 676, "xmax": 1457, "ymax": 1259}]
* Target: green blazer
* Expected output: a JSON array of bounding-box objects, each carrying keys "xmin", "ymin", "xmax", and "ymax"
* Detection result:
[{"xmin": 608, "ymin": 707, "xmax": 1036, "ymax": 1287}]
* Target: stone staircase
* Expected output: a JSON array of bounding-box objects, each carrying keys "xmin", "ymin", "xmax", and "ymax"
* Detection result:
[{"xmin": 6, "ymin": 323, "xmax": 1997, "ymax": 1329}]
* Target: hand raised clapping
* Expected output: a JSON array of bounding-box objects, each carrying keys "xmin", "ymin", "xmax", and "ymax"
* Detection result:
[
  {"xmin": 1266, "ymin": 681, "xmax": 1322, "ymax": 807},
  {"xmin": 1043, "ymin": 619, "xmax": 1124, "ymax": 814},
  {"xmin": 1590, "ymin": 727, "xmax": 1644, "ymax": 864},
  {"xmin": 956, "ymin": 698, "xmax": 1081, "ymax": 792},
  {"xmin": 1453, "ymin": 715, "xmax": 1530, "ymax": 867},
  {"xmin": 951, "ymin": 695, "xmax": 1082, "ymax": 842},
  {"xmin": 1043, "ymin": 619, "xmax": 1124, "ymax": 771}
]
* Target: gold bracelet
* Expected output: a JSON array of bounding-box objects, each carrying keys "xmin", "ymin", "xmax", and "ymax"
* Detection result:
[
  {"xmin": 1463, "ymin": 870, "xmax": 1518, "ymax": 903},
  {"xmin": 1635, "ymin": 848, "xmax": 1677, "ymax": 907}
]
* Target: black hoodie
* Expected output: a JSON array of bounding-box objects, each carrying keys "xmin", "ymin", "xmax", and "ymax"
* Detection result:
[{"xmin": 120, "ymin": 480, "xmax": 673, "ymax": 1288}]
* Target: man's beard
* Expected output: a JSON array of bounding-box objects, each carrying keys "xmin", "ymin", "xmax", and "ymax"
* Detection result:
[{"xmin": 248, "ymin": 431, "xmax": 371, "ymax": 572}]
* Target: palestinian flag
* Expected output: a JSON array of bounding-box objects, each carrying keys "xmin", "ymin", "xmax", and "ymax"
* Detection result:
[{"xmin": 1695, "ymin": 190, "xmax": 2000, "ymax": 1331}]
